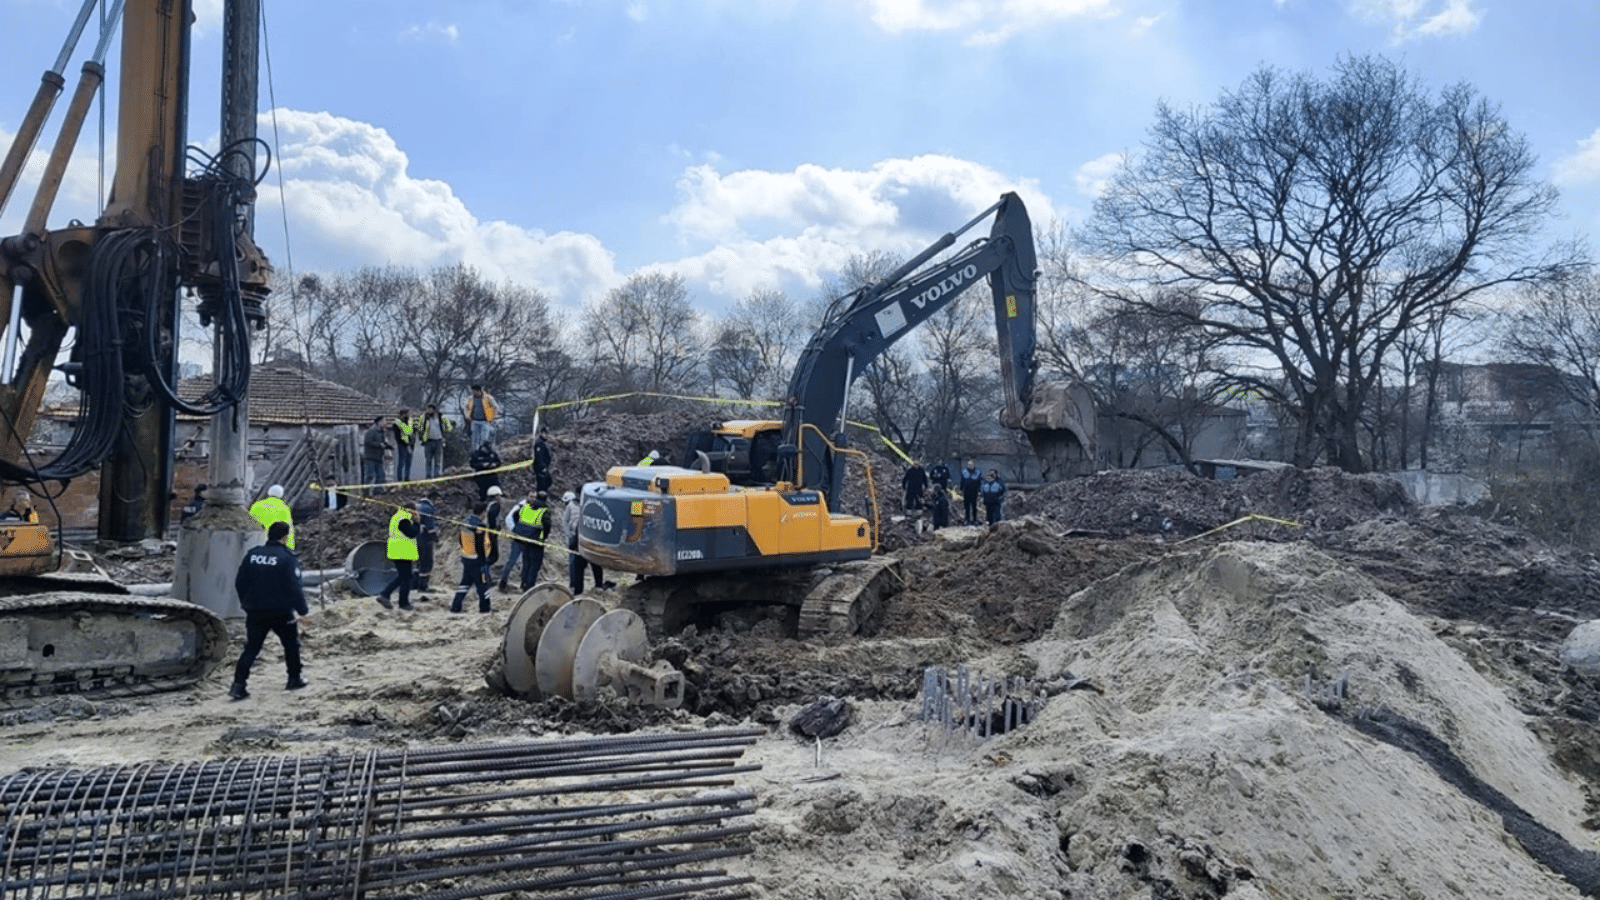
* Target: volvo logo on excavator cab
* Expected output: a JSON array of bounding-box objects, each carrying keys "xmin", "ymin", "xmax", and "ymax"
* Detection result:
[
  {"xmin": 910, "ymin": 264, "xmax": 979, "ymax": 310},
  {"xmin": 581, "ymin": 499, "xmax": 617, "ymax": 541}
]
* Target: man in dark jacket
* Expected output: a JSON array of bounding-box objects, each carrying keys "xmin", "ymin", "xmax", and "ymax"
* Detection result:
[
  {"xmin": 414, "ymin": 494, "xmax": 438, "ymax": 591},
  {"xmin": 180, "ymin": 483, "xmax": 207, "ymax": 523},
  {"xmin": 958, "ymin": 458, "xmax": 983, "ymax": 526},
  {"xmin": 362, "ymin": 415, "xmax": 389, "ymax": 491},
  {"xmin": 470, "ymin": 442, "xmax": 502, "ymax": 500},
  {"xmin": 929, "ymin": 486, "xmax": 951, "ymax": 530},
  {"xmin": 927, "ymin": 460, "xmax": 952, "ymax": 494},
  {"xmin": 902, "ymin": 460, "xmax": 928, "ymax": 511},
  {"xmin": 229, "ymin": 521, "xmax": 309, "ymax": 699},
  {"xmin": 533, "ymin": 430, "xmax": 553, "ymax": 493},
  {"xmin": 499, "ymin": 490, "xmax": 552, "ymax": 593}
]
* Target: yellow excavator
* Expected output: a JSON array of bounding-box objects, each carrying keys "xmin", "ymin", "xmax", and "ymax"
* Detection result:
[
  {"xmin": 576, "ymin": 192, "xmax": 1096, "ymax": 637},
  {"xmin": 0, "ymin": 0, "xmax": 268, "ymax": 705}
]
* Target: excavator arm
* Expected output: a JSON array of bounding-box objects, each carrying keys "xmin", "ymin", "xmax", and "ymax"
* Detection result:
[{"xmin": 779, "ymin": 191, "xmax": 1093, "ymax": 500}]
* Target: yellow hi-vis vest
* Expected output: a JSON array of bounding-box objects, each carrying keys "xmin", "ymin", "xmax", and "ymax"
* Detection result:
[
  {"xmin": 517, "ymin": 505, "xmax": 545, "ymax": 528},
  {"xmin": 249, "ymin": 496, "xmax": 295, "ymax": 550},
  {"xmin": 395, "ymin": 417, "xmax": 416, "ymax": 443},
  {"xmin": 387, "ymin": 509, "xmax": 418, "ymax": 561}
]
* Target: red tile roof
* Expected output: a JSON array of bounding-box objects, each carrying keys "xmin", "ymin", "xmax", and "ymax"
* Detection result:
[{"xmin": 177, "ymin": 367, "xmax": 390, "ymax": 425}]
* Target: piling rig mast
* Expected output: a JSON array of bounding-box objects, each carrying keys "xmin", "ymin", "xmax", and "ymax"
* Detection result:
[{"xmin": 0, "ymin": 0, "xmax": 269, "ymax": 545}]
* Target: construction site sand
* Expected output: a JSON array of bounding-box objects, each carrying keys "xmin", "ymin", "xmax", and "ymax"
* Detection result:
[
  {"xmin": 4, "ymin": 529, "xmax": 1600, "ymax": 898},
  {"xmin": 8, "ymin": 404, "xmax": 1600, "ymax": 897}
]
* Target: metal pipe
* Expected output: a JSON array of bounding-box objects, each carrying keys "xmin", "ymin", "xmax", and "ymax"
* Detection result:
[
  {"xmin": 20, "ymin": 61, "xmax": 105, "ymax": 239},
  {"xmin": 0, "ymin": 0, "xmax": 102, "ymax": 219}
]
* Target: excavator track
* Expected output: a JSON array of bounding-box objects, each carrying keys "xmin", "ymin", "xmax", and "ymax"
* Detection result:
[
  {"xmin": 796, "ymin": 556, "xmax": 902, "ymax": 638},
  {"xmin": 612, "ymin": 557, "xmax": 904, "ymax": 640},
  {"xmin": 0, "ymin": 593, "xmax": 229, "ymax": 710}
]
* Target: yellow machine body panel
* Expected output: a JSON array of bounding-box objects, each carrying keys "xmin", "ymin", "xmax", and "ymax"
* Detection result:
[
  {"xmin": 0, "ymin": 522, "xmax": 56, "ymax": 577},
  {"xmin": 712, "ymin": 420, "xmax": 781, "ymax": 440},
  {"xmin": 578, "ymin": 465, "xmax": 872, "ymax": 576}
]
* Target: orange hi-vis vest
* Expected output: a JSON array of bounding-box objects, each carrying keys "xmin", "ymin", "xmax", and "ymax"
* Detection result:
[{"xmin": 459, "ymin": 517, "xmax": 485, "ymax": 559}]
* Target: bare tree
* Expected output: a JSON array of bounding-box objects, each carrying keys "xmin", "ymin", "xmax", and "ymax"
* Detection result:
[
  {"xmin": 585, "ymin": 272, "xmax": 703, "ymax": 407},
  {"xmin": 1038, "ymin": 226, "xmax": 1229, "ymax": 471},
  {"xmin": 1500, "ymin": 273, "xmax": 1600, "ymax": 441},
  {"xmin": 1080, "ymin": 54, "xmax": 1578, "ymax": 472},
  {"xmin": 707, "ymin": 289, "xmax": 802, "ymax": 401},
  {"xmin": 260, "ymin": 264, "xmax": 571, "ymax": 424},
  {"xmin": 917, "ymin": 294, "xmax": 994, "ymax": 464}
]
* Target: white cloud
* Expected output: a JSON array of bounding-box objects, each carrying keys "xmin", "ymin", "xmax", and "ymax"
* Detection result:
[
  {"xmin": 401, "ymin": 22, "xmax": 460, "ymax": 44},
  {"xmin": 1349, "ymin": 0, "xmax": 1481, "ymax": 41},
  {"xmin": 1553, "ymin": 129, "xmax": 1600, "ymax": 187},
  {"xmin": 867, "ymin": 0, "xmax": 1116, "ymax": 43},
  {"xmin": 257, "ymin": 109, "xmax": 618, "ymax": 309},
  {"xmin": 1073, "ymin": 152, "xmax": 1123, "ymax": 199},
  {"xmin": 1129, "ymin": 13, "xmax": 1162, "ymax": 36},
  {"xmin": 0, "ymin": 125, "xmax": 111, "ymax": 236},
  {"xmin": 660, "ymin": 155, "xmax": 1055, "ymax": 298},
  {"xmin": 9, "ymin": 110, "xmax": 1064, "ymax": 316},
  {"xmin": 626, "ymin": 2, "xmax": 649, "ymax": 22},
  {"xmin": 192, "ymin": 0, "xmax": 223, "ymax": 35}
]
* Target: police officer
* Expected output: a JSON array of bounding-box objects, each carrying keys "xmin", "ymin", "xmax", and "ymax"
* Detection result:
[
  {"xmin": 959, "ymin": 458, "xmax": 983, "ymax": 526},
  {"xmin": 180, "ymin": 483, "xmax": 207, "ymax": 523},
  {"xmin": 414, "ymin": 493, "xmax": 438, "ymax": 592},
  {"xmin": 533, "ymin": 430, "xmax": 553, "ymax": 493},
  {"xmin": 229, "ymin": 521, "xmax": 309, "ymax": 699}
]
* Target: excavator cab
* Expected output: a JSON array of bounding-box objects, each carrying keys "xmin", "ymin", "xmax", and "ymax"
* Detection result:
[{"xmin": 680, "ymin": 420, "xmax": 784, "ymax": 486}]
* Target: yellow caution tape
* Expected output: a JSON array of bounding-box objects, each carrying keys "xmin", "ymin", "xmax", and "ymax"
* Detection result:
[
  {"xmin": 1174, "ymin": 513, "xmax": 1303, "ymax": 545},
  {"xmin": 311, "ymin": 482, "xmax": 563, "ymax": 551}
]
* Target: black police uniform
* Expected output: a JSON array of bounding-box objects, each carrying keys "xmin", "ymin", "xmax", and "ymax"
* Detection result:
[{"xmin": 231, "ymin": 540, "xmax": 309, "ymax": 695}]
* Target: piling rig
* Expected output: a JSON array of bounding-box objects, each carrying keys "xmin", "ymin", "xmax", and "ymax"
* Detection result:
[{"xmin": 0, "ymin": 0, "xmax": 269, "ymax": 702}]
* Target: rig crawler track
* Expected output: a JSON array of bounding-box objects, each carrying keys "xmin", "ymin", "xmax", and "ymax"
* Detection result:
[{"xmin": 0, "ymin": 592, "xmax": 229, "ymax": 709}]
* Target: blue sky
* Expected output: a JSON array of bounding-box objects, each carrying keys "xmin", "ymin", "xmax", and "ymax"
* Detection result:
[{"xmin": 3, "ymin": 0, "xmax": 1600, "ymax": 317}]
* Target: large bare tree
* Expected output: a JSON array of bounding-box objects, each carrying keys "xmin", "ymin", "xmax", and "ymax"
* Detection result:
[
  {"xmin": 1080, "ymin": 54, "xmax": 1577, "ymax": 472},
  {"xmin": 262, "ymin": 264, "xmax": 565, "ymax": 419}
]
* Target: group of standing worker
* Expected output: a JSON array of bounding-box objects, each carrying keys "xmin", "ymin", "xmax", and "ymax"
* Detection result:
[
  {"xmin": 902, "ymin": 457, "xmax": 1008, "ymax": 528},
  {"xmin": 358, "ymin": 385, "xmax": 505, "ymax": 491}
]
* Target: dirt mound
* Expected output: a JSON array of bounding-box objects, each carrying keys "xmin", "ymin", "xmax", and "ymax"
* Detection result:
[
  {"xmin": 1011, "ymin": 466, "xmax": 1413, "ymax": 536},
  {"xmin": 1008, "ymin": 540, "xmax": 1595, "ymax": 900}
]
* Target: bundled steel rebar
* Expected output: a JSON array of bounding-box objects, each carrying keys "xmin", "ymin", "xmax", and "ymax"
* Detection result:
[
  {"xmin": 0, "ymin": 728, "xmax": 763, "ymax": 899},
  {"xmin": 920, "ymin": 665, "xmax": 1047, "ymax": 739}
]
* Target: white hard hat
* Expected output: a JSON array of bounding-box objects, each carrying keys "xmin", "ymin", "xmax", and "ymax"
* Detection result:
[
  {"xmin": 486, "ymin": 485, "xmax": 502, "ymax": 496},
  {"xmin": 267, "ymin": 484, "xmax": 284, "ymax": 498},
  {"xmin": 650, "ymin": 449, "xmax": 662, "ymax": 458},
  {"xmin": 562, "ymin": 491, "xmax": 576, "ymax": 503}
]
